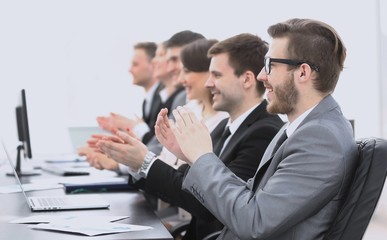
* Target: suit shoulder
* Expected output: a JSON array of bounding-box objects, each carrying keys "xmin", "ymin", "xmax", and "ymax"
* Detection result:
[{"xmin": 255, "ymin": 113, "xmax": 284, "ymax": 128}]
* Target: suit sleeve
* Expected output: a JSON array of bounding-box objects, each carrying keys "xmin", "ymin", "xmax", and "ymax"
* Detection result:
[
  {"xmin": 182, "ymin": 124, "xmax": 357, "ymax": 239},
  {"xmin": 144, "ymin": 160, "xmax": 216, "ymax": 220},
  {"xmin": 143, "ymin": 121, "xmax": 281, "ymax": 221}
]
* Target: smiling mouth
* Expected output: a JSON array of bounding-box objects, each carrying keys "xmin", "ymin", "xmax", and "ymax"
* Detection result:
[{"xmin": 264, "ymin": 84, "xmax": 273, "ymax": 92}]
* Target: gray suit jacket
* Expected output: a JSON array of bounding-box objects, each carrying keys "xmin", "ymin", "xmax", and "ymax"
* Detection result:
[{"xmin": 182, "ymin": 95, "xmax": 358, "ymax": 240}]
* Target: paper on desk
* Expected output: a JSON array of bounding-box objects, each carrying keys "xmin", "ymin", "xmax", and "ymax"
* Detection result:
[
  {"xmin": 42, "ymin": 154, "xmax": 86, "ymax": 163},
  {"xmin": 30, "ymin": 176, "xmax": 126, "ymax": 185},
  {"xmin": 28, "ymin": 222, "xmax": 152, "ymax": 236},
  {"xmin": 10, "ymin": 215, "xmax": 129, "ymax": 224},
  {"xmin": 0, "ymin": 183, "xmax": 63, "ymax": 194}
]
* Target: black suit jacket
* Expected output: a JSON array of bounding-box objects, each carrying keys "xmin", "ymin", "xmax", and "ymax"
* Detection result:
[
  {"xmin": 136, "ymin": 100, "xmax": 284, "ymax": 239},
  {"xmin": 142, "ymin": 83, "xmax": 164, "ymax": 145}
]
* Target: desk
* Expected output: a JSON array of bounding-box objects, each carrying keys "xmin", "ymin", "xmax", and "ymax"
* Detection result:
[{"xmin": 0, "ymin": 169, "xmax": 173, "ymax": 239}]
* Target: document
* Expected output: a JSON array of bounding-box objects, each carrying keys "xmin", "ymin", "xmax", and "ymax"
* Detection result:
[
  {"xmin": 0, "ymin": 183, "xmax": 63, "ymax": 194},
  {"xmin": 12, "ymin": 215, "xmax": 152, "ymax": 236},
  {"xmin": 29, "ymin": 222, "xmax": 152, "ymax": 236},
  {"xmin": 30, "ymin": 176, "xmax": 126, "ymax": 185},
  {"xmin": 10, "ymin": 215, "xmax": 129, "ymax": 224}
]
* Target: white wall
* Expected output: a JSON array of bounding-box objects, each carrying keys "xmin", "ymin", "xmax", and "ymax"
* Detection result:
[
  {"xmin": 375, "ymin": 0, "xmax": 387, "ymax": 224},
  {"xmin": 0, "ymin": 0, "xmax": 386, "ymax": 238},
  {"xmin": 0, "ymin": 0, "xmax": 384, "ymax": 158},
  {"xmin": 381, "ymin": 0, "xmax": 387, "ymax": 140}
]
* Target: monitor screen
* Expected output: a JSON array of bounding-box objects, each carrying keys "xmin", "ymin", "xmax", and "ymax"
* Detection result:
[
  {"xmin": 16, "ymin": 89, "xmax": 32, "ymax": 159},
  {"xmin": 7, "ymin": 89, "xmax": 40, "ymax": 176}
]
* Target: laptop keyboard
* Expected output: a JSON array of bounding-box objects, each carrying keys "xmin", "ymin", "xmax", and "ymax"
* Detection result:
[{"xmin": 38, "ymin": 197, "xmax": 67, "ymax": 207}]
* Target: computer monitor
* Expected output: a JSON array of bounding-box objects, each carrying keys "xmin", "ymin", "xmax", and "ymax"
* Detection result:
[{"xmin": 6, "ymin": 89, "xmax": 40, "ymax": 176}]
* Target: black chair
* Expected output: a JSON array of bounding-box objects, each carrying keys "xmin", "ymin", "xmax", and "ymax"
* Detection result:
[
  {"xmin": 170, "ymin": 220, "xmax": 190, "ymax": 239},
  {"xmin": 202, "ymin": 230, "xmax": 222, "ymax": 240},
  {"xmin": 170, "ymin": 221, "xmax": 221, "ymax": 240},
  {"xmin": 324, "ymin": 137, "xmax": 387, "ymax": 240}
]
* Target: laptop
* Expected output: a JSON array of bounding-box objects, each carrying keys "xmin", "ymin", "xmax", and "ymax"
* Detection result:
[
  {"xmin": 39, "ymin": 126, "xmax": 107, "ymax": 176},
  {"xmin": 2, "ymin": 142, "xmax": 110, "ymax": 211},
  {"xmin": 68, "ymin": 126, "xmax": 108, "ymax": 153}
]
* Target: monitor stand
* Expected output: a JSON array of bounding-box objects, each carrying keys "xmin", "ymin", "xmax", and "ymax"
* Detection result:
[{"xmin": 6, "ymin": 145, "xmax": 41, "ymax": 177}]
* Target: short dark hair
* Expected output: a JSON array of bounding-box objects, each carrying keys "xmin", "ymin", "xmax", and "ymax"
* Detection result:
[
  {"xmin": 268, "ymin": 18, "xmax": 346, "ymax": 94},
  {"xmin": 181, "ymin": 39, "xmax": 218, "ymax": 72},
  {"xmin": 165, "ymin": 30, "xmax": 205, "ymax": 49},
  {"xmin": 208, "ymin": 33, "xmax": 268, "ymax": 96},
  {"xmin": 134, "ymin": 42, "xmax": 157, "ymax": 61}
]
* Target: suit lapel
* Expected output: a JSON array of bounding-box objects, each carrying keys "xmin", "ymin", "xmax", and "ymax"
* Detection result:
[
  {"xmin": 219, "ymin": 101, "xmax": 268, "ymax": 161},
  {"xmin": 144, "ymin": 83, "xmax": 163, "ymax": 126},
  {"xmin": 256, "ymin": 126, "xmax": 287, "ymax": 170},
  {"xmin": 211, "ymin": 119, "xmax": 228, "ymax": 150},
  {"xmin": 255, "ymin": 95, "xmax": 338, "ymax": 172},
  {"xmin": 250, "ymin": 127, "xmax": 287, "ymax": 190},
  {"xmin": 251, "ymin": 94, "xmax": 340, "ymax": 191}
]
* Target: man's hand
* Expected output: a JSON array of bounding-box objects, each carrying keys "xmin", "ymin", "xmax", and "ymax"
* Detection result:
[
  {"xmin": 170, "ymin": 106, "xmax": 213, "ymax": 165},
  {"xmin": 78, "ymin": 143, "xmax": 120, "ymax": 171},
  {"xmin": 155, "ymin": 108, "xmax": 187, "ymax": 160},
  {"xmin": 96, "ymin": 130, "xmax": 148, "ymax": 171},
  {"xmin": 97, "ymin": 112, "xmax": 144, "ymax": 133}
]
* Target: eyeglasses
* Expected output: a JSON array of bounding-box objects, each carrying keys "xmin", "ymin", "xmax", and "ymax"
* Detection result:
[{"xmin": 264, "ymin": 57, "xmax": 320, "ymax": 75}]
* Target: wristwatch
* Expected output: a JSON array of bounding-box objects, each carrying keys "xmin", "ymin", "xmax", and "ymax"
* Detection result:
[{"xmin": 139, "ymin": 151, "xmax": 156, "ymax": 178}]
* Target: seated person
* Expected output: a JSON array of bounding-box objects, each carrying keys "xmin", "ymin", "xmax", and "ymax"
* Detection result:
[
  {"xmin": 158, "ymin": 18, "xmax": 359, "ymax": 239},
  {"xmin": 96, "ymin": 34, "xmax": 283, "ymax": 239},
  {"xmin": 80, "ymin": 31, "xmax": 205, "ymax": 173}
]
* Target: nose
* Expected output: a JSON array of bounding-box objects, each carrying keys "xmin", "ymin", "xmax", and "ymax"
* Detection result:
[
  {"xmin": 256, "ymin": 67, "xmax": 267, "ymax": 82},
  {"xmin": 205, "ymin": 76, "xmax": 214, "ymax": 88},
  {"xmin": 177, "ymin": 71, "xmax": 185, "ymax": 85}
]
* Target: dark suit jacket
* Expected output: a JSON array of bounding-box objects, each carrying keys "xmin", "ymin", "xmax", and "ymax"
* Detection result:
[
  {"xmin": 162, "ymin": 86, "xmax": 186, "ymax": 119},
  {"xmin": 141, "ymin": 83, "xmax": 164, "ymax": 145},
  {"xmin": 140, "ymin": 100, "xmax": 284, "ymax": 239}
]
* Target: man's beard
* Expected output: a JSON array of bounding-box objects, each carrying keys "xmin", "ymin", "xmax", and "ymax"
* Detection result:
[{"xmin": 267, "ymin": 75, "xmax": 298, "ymax": 115}]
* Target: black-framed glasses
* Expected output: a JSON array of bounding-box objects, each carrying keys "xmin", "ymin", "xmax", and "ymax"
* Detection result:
[{"xmin": 264, "ymin": 57, "xmax": 320, "ymax": 75}]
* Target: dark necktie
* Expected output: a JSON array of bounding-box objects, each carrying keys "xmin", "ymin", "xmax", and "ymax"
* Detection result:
[
  {"xmin": 271, "ymin": 130, "xmax": 288, "ymax": 156},
  {"xmin": 213, "ymin": 126, "xmax": 231, "ymax": 156},
  {"xmin": 142, "ymin": 100, "xmax": 149, "ymax": 122}
]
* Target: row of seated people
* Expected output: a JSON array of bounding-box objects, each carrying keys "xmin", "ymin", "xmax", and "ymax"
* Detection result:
[{"xmin": 77, "ymin": 20, "xmax": 384, "ymax": 240}]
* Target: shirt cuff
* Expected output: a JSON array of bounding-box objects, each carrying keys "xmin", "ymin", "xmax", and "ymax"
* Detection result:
[
  {"xmin": 117, "ymin": 163, "xmax": 129, "ymax": 175},
  {"xmin": 127, "ymin": 156, "xmax": 158, "ymax": 180},
  {"xmin": 127, "ymin": 167, "xmax": 142, "ymax": 181}
]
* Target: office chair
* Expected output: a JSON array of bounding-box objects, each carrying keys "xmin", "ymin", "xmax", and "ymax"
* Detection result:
[
  {"xmin": 324, "ymin": 137, "xmax": 387, "ymax": 240},
  {"xmin": 170, "ymin": 220, "xmax": 190, "ymax": 239},
  {"xmin": 202, "ymin": 230, "xmax": 222, "ymax": 240},
  {"xmin": 170, "ymin": 221, "xmax": 222, "ymax": 240}
]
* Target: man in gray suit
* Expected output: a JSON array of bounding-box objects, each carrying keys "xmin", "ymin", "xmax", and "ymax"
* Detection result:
[{"xmin": 162, "ymin": 18, "xmax": 359, "ymax": 239}]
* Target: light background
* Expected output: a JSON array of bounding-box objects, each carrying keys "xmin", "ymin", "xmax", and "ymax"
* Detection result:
[{"xmin": 0, "ymin": 0, "xmax": 386, "ymax": 238}]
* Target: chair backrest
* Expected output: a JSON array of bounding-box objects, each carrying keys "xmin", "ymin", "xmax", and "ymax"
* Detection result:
[
  {"xmin": 324, "ymin": 137, "xmax": 387, "ymax": 240},
  {"xmin": 202, "ymin": 230, "xmax": 222, "ymax": 240}
]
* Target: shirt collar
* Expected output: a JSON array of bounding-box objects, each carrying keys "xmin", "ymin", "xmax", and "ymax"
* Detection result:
[
  {"xmin": 227, "ymin": 102, "xmax": 261, "ymax": 135},
  {"xmin": 144, "ymin": 82, "xmax": 160, "ymax": 104},
  {"xmin": 159, "ymin": 88, "xmax": 168, "ymax": 103},
  {"xmin": 286, "ymin": 104, "xmax": 317, "ymax": 137}
]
